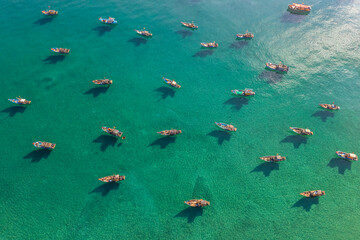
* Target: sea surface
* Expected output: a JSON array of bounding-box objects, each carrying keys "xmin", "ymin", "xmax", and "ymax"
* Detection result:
[{"xmin": 1, "ymin": 0, "xmax": 360, "ymax": 239}]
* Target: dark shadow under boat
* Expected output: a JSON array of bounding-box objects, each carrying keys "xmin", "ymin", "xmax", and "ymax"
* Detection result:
[
  {"xmin": 148, "ymin": 136, "xmax": 176, "ymax": 149},
  {"xmin": 280, "ymin": 135, "xmax": 307, "ymax": 148},
  {"xmin": 250, "ymin": 162, "xmax": 279, "ymax": 177},
  {"xmin": 23, "ymin": 149, "xmax": 52, "ymax": 163},
  {"xmin": 174, "ymin": 207, "xmax": 203, "ymax": 223},
  {"xmin": 43, "ymin": 55, "xmax": 65, "ymax": 64},
  {"xmin": 33, "ymin": 18, "xmax": 54, "ymax": 25},
  {"xmin": 311, "ymin": 111, "xmax": 334, "ymax": 122},
  {"xmin": 176, "ymin": 29, "xmax": 193, "ymax": 38},
  {"xmin": 207, "ymin": 130, "xmax": 231, "ymax": 145},
  {"xmin": 1, "ymin": 106, "xmax": 26, "ymax": 117},
  {"xmin": 223, "ymin": 97, "xmax": 249, "ymax": 111},
  {"xmin": 327, "ymin": 157, "xmax": 352, "ymax": 174},
  {"xmin": 84, "ymin": 86, "xmax": 109, "ymax": 97},
  {"xmin": 128, "ymin": 37, "xmax": 147, "ymax": 46},
  {"xmin": 92, "ymin": 26, "xmax": 114, "ymax": 36},
  {"xmin": 258, "ymin": 70, "xmax": 284, "ymax": 84},
  {"xmin": 154, "ymin": 86, "xmax": 175, "ymax": 99},
  {"xmin": 193, "ymin": 50, "xmax": 214, "ymax": 58},
  {"xmin": 292, "ymin": 197, "xmax": 319, "ymax": 212},
  {"xmin": 281, "ymin": 12, "xmax": 307, "ymax": 23},
  {"xmin": 229, "ymin": 41, "xmax": 249, "ymax": 50},
  {"xmin": 93, "ymin": 135, "xmax": 120, "ymax": 152},
  {"xmin": 89, "ymin": 182, "xmax": 120, "ymax": 196}
]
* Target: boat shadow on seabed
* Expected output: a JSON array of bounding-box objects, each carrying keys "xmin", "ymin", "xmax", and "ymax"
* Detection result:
[
  {"xmin": 258, "ymin": 70, "xmax": 284, "ymax": 84},
  {"xmin": 292, "ymin": 197, "xmax": 319, "ymax": 212},
  {"xmin": 175, "ymin": 29, "xmax": 193, "ymax": 39},
  {"xmin": 93, "ymin": 135, "xmax": 122, "ymax": 152},
  {"xmin": 207, "ymin": 130, "xmax": 232, "ymax": 145},
  {"xmin": 84, "ymin": 86, "xmax": 109, "ymax": 97},
  {"xmin": 128, "ymin": 37, "xmax": 147, "ymax": 47},
  {"xmin": 280, "ymin": 135, "xmax": 307, "ymax": 148},
  {"xmin": 311, "ymin": 110, "xmax": 334, "ymax": 122},
  {"xmin": 223, "ymin": 97, "xmax": 249, "ymax": 111},
  {"xmin": 1, "ymin": 106, "xmax": 26, "ymax": 117},
  {"xmin": 43, "ymin": 55, "xmax": 65, "ymax": 64},
  {"xmin": 327, "ymin": 157, "xmax": 352, "ymax": 174},
  {"xmin": 250, "ymin": 162, "xmax": 279, "ymax": 177},
  {"xmin": 154, "ymin": 86, "xmax": 175, "ymax": 99},
  {"xmin": 148, "ymin": 136, "xmax": 176, "ymax": 149},
  {"xmin": 89, "ymin": 182, "xmax": 120, "ymax": 196},
  {"xmin": 193, "ymin": 49, "xmax": 214, "ymax": 58},
  {"xmin": 92, "ymin": 26, "xmax": 113, "ymax": 36},
  {"xmin": 23, "ymin": 149, "xmax": 52, "ymax": 163},
  {"xmin": 281, "ymin": 12, "xmax": 307, "ymax": 23},
  {"xmin": 33, "ymin": 18, "xmax": 54, "ymax": 25}
]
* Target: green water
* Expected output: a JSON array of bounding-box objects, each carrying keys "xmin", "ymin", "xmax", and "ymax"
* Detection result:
[{"xmin": 1, "ymin": 0, "xmax": 360, "ymax": 239}]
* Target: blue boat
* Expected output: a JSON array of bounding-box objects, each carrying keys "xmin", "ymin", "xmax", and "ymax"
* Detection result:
[
  {"xmin": 99, "ymin": 17, "xmax": 117, "ymax": 24},
  {"xmin": 33, "ymin": 141, "xmax": 56, "ymax": 150},
  {"xmin": 8, "ymin": 97, "xmax": 31, "ymax": 105},
  {"xmin": 336, "ymin": 151, "xmax": 358, "ymax": 161}
]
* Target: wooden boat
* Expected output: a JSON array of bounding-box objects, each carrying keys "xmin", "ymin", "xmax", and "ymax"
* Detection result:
[
  {"xmin": 215, "ymin": 122, "xmax": 237, "ymax": 132},
  {"xmin": 42, "ymin": 7, "xmax": 58, "ymax": 16},
  {"xmin": 201, "ymin": 42, "xmax": 218, "ymax": 48},
  {"xmin": 102, "ymin": 126, "xmax": 126, "ymax": 139},
  {"xmin": 319, "ymin": 103, "xmax": 340, "ymax": 110},
  {"xmin": 99, "ymin": 17, "xmax": 117, "ymax": 24},
  {"xmin": 51, "ymin": 48, "xmax": 70, "ymax": 54},
  {"xmin": 33, "ymin": 141, "xmax": 56, "ymax": 150},
  {"xmin": 163, "ymin": 77, "xmax": 181, "ymax": 88},
  {"xmin": 336, "ymin": 151, "xmax": 358, "ymax": 161},
  {"xmin": 236, "ymin": 30, "xmax": 254, "ymax": 39},
  {"xmin": 157, "ymin": 129, "xmax": 182, "ymax": 136},
  {"xmin": 300, "ymin": 190, "xmax": 325, "ymax": 197},
  {"xmin": 98, "ymin": 174, "xmax": 125, "ymax": 183},
  {"xmin": 231, "ymin": 89, "xmax": 255, "ymax": 96},
  {"xmin": 135, "ymin": 28, "xmax": 152, "ymax": 37},
  {"xmin": 181, "ymin": 21, "xmax": 198, "ymax": 29},
  {"xmin": 260, "ymin": 154, "xmax": 286, "ymax": 162},
  {"xmin": 266, "ymin": 62, "xmax": 289, "ymax": 72},
  {"xmin": 93, "ymin": 79, "xmax": 113, "ymax": 85},
  {"xmin": 290, "ymin": 127, "xmax": 313, "ymax": 135},
  {"xmin": 288, "ymin": 3, "xmax": 311, "ymax": 14},
  {"xmin": 8, "ymin": 97, "xmax": 31, "ymax": 105},
  {"xmin": 184, "ymin": 199, "xmax": 210, "ymax": 208}
]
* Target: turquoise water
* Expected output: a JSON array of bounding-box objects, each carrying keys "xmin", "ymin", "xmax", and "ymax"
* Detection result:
[{"xmin": 1, "ymin": 0, "xmax": 360, "ymax": 239}]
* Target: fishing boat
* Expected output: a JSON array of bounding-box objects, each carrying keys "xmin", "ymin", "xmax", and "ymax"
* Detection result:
[
  {"xmin": 300, "ymin": 190, "xmax": 325, "ymax": 197},
  {"xmin": 181, "ymin": 21, "xmax": 198, "ymax": 29},
  {"xmin": 184, "ymin": 199, "xmax": 210, "ymax": 208},
  {"xmin": 33, "ymin": 141, "xmax": 56, "ymax": 150},
  {"xmin": 98, "ymin": 174, "xmax": 125, "ymax": 183},
  {"xmin": 201, "ymin": 42, "xmax": 218, "ymax": 48},
  {"xmin": 215, "ymin": 122, "xmax": 237, "ymax": 132},
  {"xmin": 266, "ymin": 62, "xmax": 289, "ymax": 72},
  {"xmin": 163, "ymin": 77, "xmax": 181, "ymax": 88},
  {"xmin": 288, "ymin": 3, "xmax": 311, "ymax": 14},
  {"xmin": 231, "ymin": 89, "xmax": 255, "ymax": 96},
  {"xmin": 236, "ymin": 30, "xmax": 254, "ymax": 39},
  {"xmin": 319, "ymin": 103, "xmax": 340, "ymax": 110},
  {"xmin": 8, "ymin": 97, "xmax": 31, "ymax": 105},
  {"xmin": 99, "ymin": 17, "xmax": 117, "ymax": 24},
  {"xmin": 93, "ymin": 78, "xmax": 113, "ymax": 85},
  {"xmin": 102, "ymin": 126, "xmax": 126, "ymax": 139},
  {"xmin": 51, "ymin": 48, "xmax": 70, "ymax": 54},
  {"xmin": 135, "ymin": 28, "xmax": 152, "ymax": 37},
  {"xmin": 42, "ymin": 6, "xmax": 58, "ymax": 16},
  {"xmin": 260, "ymin": 154, "xmax": 286, "ymax": 162},
  {"xmin": 157, "ymin": 129, "xmax": 182, "ymax": 136},
  {"xmin": 336, "ymin": 151, "xmax": 358, "ymax": 161},
  {"xmin": 290, "ymin": 127, "xmax": 313, "ymax": 135}
]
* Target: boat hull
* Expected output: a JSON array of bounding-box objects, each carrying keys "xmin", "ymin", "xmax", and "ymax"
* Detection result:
[
  {"xmin": 336, "ymin": 151, "xmax": 358, "ymax": 161},
  {"xmin": 163, "ymin": 77, "xmax": 181, "ymax": 88},
  {"xmin": 300, "ymin": 190, "xmax": 325, "ymax": 197},
  {"xmin": 260, "ymin": 156, "xmax": 286, "ymax": 162},
  {"xmin": 33, "ymin": 141, "xmax": 56, "ymax": 150},
  {"xmin": 319, "ymin": 104, "xmax": 340, "ymax": 110},
  {"xmin": 215, "ymin": 122, "xmax": 237, "ymax": 132},
  {"xmin": 201, "ymin": 43, "xmax": 218, "ymax": 48},
  {"xmin": 290, "ymin": 127, "xmax": 313, "ymax": 135},
  {"xmin": 184, "ymin": 199, "xmax": 210, "ymax": 207},
  {"xmin": 8, "ymin": 99, "xmax": 31, "ymax": 105},
  {"xmin": 265, "ymin": 63, "xmax": 289, "ymax": 73}
]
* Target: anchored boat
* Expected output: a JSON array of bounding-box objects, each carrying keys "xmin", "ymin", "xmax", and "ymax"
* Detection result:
[
  {"xmin": 42, "ymin": 6, "xmax": 58, "ymax": 16},
  {"xmin": 163, "ymin": 77, "xmax": 181, "ymax": 88},
  {"xmin": 99, "ymin": 17, "xmax": 117, "ymax": 24},
  {"xmin": 319, "ymin": 103, "xmax": 340, "ymax": 110},
  {"xmin": 102, "ymin": 126, "xmax": 126, "ymax": 139},
  {"xmin": 8, "ymin": 97, "xmax": 31, "ymax": 105},
  {"xmin": 300, "ymin": 190, "xmax": 325, "ymax": 197},
  {"xmin": 135, "ymin": 28, "xmax": 152, "ymax": 37},
  {"xmin": 288, "ymin": 3, "xmax": 311, "ymax": 14},
  {"xmin": 236, "ymin": 30, "xmax": 254, "ymax": 39},
  {"xmin": 181, "ymin": 21, "xmax": 198, "ymax": 29},
  {"xmin": 215, "ymin": 122, "xmax": 237, "ymax": 132},
  {"xmin": 93, "ymin": 78, "xmax": 113, "ymax": 85},
  {"xmin": 231, "ymin": 89, "xmax": 255, "ymax": 96},
  {"xmin": 266, "ymin": 62, "xmax": 289, "ymax": 72},
  {"xmin": 33, "ymin": 141, "xmax": 56, "ymax": 150},
  {"xmin": 51, "ymin": 48, "xmax": 70, "ymax": 54},
  {"xmin": 184, "ymin": 199, "xmax": 210, "ymax": 208},
  {"xmin": 201, "ymin": 42, "xmax": 218, "ymax": 48},
  {"xmin": 336, "ymin": 151, "xmax": 358, "ymax": 161},
  {"xmin": 290, "ymin": 127, "xmax": 313, "ymax": 135},
  {"xmin": 260, "ymin": 154, "xmax": 286, "ymax": 162},
  {"xmin": 98, "ymin": 174, "xmax": 125, "ymax": 183},
  {"xmin": 157, "ymin": 129, "xmax": 182, "ymax": 136}
]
